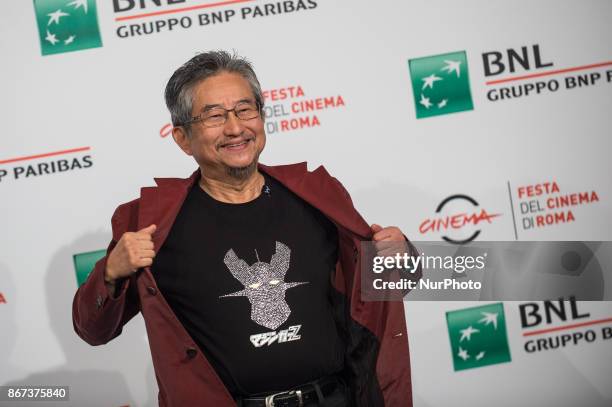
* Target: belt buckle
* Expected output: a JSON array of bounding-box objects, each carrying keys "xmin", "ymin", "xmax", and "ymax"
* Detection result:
[{"xmin": 264, "ymin": 389, "xmax": 303, "ymax": 407}]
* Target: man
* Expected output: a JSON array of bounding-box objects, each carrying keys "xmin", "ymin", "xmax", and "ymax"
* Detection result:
[{"xmin": 73, "ymin": 51, "xmax": 419, "ymax": 407}]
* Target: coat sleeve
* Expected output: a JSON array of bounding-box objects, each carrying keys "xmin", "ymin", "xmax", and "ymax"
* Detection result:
[{"xmin": 72, "ymin": 200, "xmax": 141, "ymax": 346}]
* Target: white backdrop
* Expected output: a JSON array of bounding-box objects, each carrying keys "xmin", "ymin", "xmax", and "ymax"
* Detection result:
[{"xmin": 1, "ymin": 0, "xmax": 611, "ymax": 406}]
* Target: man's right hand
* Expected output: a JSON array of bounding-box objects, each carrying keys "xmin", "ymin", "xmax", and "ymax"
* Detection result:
[{"xmin": 105, "ymin": 224, "xmax": 157, "ymax": 283}]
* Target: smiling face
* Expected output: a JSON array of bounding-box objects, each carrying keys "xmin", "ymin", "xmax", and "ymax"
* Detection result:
[{"xmin": 172, "ymin": 71, "xmax": 266, "ymax": 180}]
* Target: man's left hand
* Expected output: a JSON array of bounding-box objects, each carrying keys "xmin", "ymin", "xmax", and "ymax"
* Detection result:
[
  {"xmin": 371, "ymin": 224, "xmax": 406, "ymax": 242},
  {"xmin": 371, "ymin": 224, "xmax": 408, "ymax": 257}
]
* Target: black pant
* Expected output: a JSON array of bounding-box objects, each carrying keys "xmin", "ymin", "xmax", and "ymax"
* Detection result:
[{"xmin": 305, "ymin": 382, "xmax": 350, "ymax": 407}]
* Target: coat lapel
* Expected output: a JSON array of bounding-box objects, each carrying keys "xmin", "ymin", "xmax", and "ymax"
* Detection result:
[
  {"xmin": 260, "ymin": 163, "xmax": 372, "ymax": 240},
  {"xmin": 138, "ymin": 170, "xmax": 199, "ymax": 252}
]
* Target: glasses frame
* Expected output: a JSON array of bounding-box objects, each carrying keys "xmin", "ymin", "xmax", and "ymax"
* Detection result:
[{"xmin": 181, "ymin": 100, "xmax": 261, "ymax": 128}]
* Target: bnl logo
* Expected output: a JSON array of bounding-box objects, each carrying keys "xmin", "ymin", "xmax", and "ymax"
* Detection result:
[
  {"xmin": 73, "ymin": 249, "xmax": 106, "ymax": 286},
  {"xmin": 408, "ymin": 45, "xmax": 554, "ymax": 118},
  {"xmin": 408, "ymin": 51, "xmax": 474, "ymax": 119},
  {"xmin": 33, "ymin": 0, "xmax": 102, "ymax": 56},
  {"xmin": 446, "ymin": 303, "xmax": 512, "ymax": 371}
]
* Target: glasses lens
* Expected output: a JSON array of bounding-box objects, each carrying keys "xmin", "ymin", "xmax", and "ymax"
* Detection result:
[
  {"xmin": 202, "ymin": 109, "xmax": 227, "ymax": 126},
  {"xmin": 235, "ymin": 102, "xmax": 259, "ymax": 120}
]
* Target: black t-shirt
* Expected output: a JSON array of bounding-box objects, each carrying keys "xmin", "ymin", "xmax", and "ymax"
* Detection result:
[{"xmin": 152, "ymin": 173, "xmax": 344, "ymax": 396}]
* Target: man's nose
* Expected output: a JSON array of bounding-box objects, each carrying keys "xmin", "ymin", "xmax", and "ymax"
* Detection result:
[{"xmin": 223, "ymin": 111, "xmax": 245, "ymax": 135}]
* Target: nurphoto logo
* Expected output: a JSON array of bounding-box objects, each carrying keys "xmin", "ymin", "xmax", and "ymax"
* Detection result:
[
  {"xmin": 408, "ymin": 51, "xmax": 474, "ymax": 119},
  {"xmin": 446, "ymin": 302, "xmax": 512, "ymax": 371},
  {"xmin": 33, "ymin": 0, "xmax": 102, "ymax": 56}
]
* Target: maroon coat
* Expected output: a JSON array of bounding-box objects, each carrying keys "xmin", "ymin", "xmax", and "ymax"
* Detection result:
[{"xmin": 73, "ymin": 162, "xmax": 414, "ymax": 406}]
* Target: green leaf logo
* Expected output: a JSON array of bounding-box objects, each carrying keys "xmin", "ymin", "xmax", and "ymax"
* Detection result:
[
  {"xmin": 408, "ymin": 51, "xmax": 474, "ymax": 119},
  {"xmin": 446, "ymin": 303, "xmax": 512, "ymax": 371},
  {"xmin": 73, "ymin": 249, "xmax": 106, "ymax": 286},
  {"xmin": 33, "ymin": 0, "xmax": 102, "ymax": 56}
]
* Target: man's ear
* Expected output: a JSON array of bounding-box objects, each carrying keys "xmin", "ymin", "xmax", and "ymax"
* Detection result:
[{"xmin": 172, "ymin": 126, "xmax": 193, "ymax": 156}]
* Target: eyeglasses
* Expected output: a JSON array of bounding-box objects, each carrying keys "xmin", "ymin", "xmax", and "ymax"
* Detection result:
[{"xmin": 182, "ymin": 100, "xmax": 261, "ymax": 128}]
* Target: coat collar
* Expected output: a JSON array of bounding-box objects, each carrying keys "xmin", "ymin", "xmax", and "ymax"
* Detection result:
[
  {"xmin": 138, "ymin": 162, "xmax": 371, "ymax": 251},
  {"xmin": 260, "ymin": 163, "xmax": 371, "ymax": 239}
]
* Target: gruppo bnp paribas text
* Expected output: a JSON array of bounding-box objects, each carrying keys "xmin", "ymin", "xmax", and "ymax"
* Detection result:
[
  {"xmin": 372, "ymin": 252, "xmax": 487, "ymax": 291},
  {"xmin": 113, "ymin": 0, "xmax": 318, "ymax": 39}
]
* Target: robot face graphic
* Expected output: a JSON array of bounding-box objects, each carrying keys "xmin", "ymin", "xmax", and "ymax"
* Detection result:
[{"xmin": 219, "ymin": 241, "xmax": 307, "ymax": 329}]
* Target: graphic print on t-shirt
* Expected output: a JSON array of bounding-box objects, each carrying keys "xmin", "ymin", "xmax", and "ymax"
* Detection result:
[{"xmin": 220, "ymin": 241, "xmax": 308, "ymax": 330}]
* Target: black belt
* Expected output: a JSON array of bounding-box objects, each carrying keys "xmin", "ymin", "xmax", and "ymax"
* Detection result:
[{"xmin": 237, "ymin": 376, "xmax": 343, "ymax": 407}]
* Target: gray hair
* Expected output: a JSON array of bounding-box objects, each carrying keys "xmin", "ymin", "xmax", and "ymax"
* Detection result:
[{"xmin": 164, "ymin": 50, "xmax": 264, "ymax": 133}]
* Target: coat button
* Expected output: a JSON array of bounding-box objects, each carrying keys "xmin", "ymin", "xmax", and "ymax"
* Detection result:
[
  {"xmin": 95, "ymin": 294, "xmax": 103, "ymax": 309},
  {"xmin": 147, "ymin": 286, "xmax": 157, "ymax": 295},
  {"xmin": 186, "ymin": 347, "xmax": 197, "ymax": 359}
]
